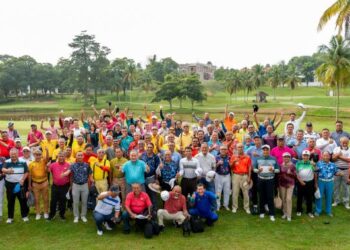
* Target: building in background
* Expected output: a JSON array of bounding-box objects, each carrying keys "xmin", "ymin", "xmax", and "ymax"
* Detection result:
[{"xmin": 179, "ymin": 62, "xmax": 216, "ymax": 81}]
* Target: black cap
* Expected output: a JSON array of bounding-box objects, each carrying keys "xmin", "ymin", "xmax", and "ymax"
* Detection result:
[
  {"xmin": 306, "ymin": 122, "xmax": 312, "ymax": 127},
  {"xmin": 110, "ymin": 185, "xmax": 120, "ymax": 193}
]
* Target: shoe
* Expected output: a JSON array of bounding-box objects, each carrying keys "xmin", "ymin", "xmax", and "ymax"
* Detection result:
[
  {"xmin": 22, "ymin": 217, "xmax": 29, "ymax": 222},
  {"xmin": 81, "ymin": 216, "xmax": 88, "ymax": 223},
  {"xmin": 345, "ymin": 204, "xmax": 350, "ymax": 209},
  {"xmin": 264, "ymin": 204, "xmax": 269, "ymax": 212},
  {"xmin": 245, "ymin": 209, "xmax": 251, "ymax": 214},
  {"xmin": 6, "ymin": 218, "xmax": 13, "ymax": 224},
  {"xmin": 60, "ymin": 216, "xmax": 66, "ymax": 221},
  {"xmin": 259, "ymin": 213, "xmax": 265, "ymax": 219},
  {"xmin": 314, "ymin": 212, "xmax": 320, "ymax": 217},
  {"xmin": 123, "ymin": 229, "xmax": 130, "ymax": 234},
  {"xmin": 35, "ymin": 214, "xmax": 41, "ymax": 220},
  {"xmin": 327, "ymin": 213, "xmax": 334, "ymax": 217},
  {"xmin": 97, "ymin": 230, "xmax": 103, "ymax": 236},
  {"xmin": 287, "ymin": 217, "xmax": 291, "ymax": 222},
  {"xmin": 44, "ymin": 213, "xmax": 49, "ymax": 219},
  {"xmin": 296, "ymin": 212, "xmax": 301, "ymax": 217},
  {"xmin": 74, "ymin": 217, "xmax": 79, "ymax": 223},
  {"xmin": 159, "ymin": 225, "xmax": 165, "ymax": 232},
  {"xmin": 281, "ymin": 214, "xmax": 287, "ymax": 220},
  {"xmin": 332, "ymin": 202, "xmax": 338, "ymax": 207},
  {"xmin": 216, "ymin": 208, "xmax": 220, "ymax": 212},
  {"xmin": 270, "ymin": 216, "xmax": 275, "ymax": 222},
  {"xmin": 308, "ymin": 213, "xmax": 314, "ymax": 218},
  {"xmin": 252, "ymin": 205, "xmax": 258, "ymax": 215},
  {"xmin": 103, "ymin": 222, "xmax": 112, "ymax": 231},
  {"xmin": 231, "ymin": 208, "xmax": 237, "ymax": 213},
  {"xmin": 224, "ymin": 206, "xmax": 230, "ymax": 211}
]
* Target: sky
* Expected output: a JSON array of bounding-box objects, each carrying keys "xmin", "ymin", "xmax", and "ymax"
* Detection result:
[{"xmin": 0, "ymin": 0, "xmax": 339, "ymax": 69}]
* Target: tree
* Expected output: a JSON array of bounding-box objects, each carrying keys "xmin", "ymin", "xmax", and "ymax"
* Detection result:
[
  {"xmin": 240, "ymin": 69, "xmax": 254, "ymax": 102},
  {"xmin": 267, "ymin": 65, "xmax": 280, "ymax": 100},
  {"xmin": 251, "ymin": 64, "xmax": 265, "ymax": 90},
  {"xmin": 285, "ymin": 64, "xmax": 301, "ymax": 100},
  {"xmin": 183, "ymin": 74, "xmax": 207, "ymax": 110},
  {"xmin": 316, "ymin": 35, "xmax": 350, "ymax": 120},
  {"xmin": 318, "ymin": 0, "xmax": 350, "ymax": 39},
  {"xmin": 151, "ymin": 74, "xmax": 180, "ymax": 110},
  {"xmin": 225, "ymin": 70, "xmax": 241, "ymax": 103}
]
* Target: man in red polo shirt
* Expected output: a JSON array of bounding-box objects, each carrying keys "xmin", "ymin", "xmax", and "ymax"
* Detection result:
[
  {"xmin": 122, "ymin": 183, "xmax": 152, "ymax": 235},
  {"xmin": 0, "ymin": 131, "xmax": 15, "ymax": 159},
  {"xmin": 230, "ymin": 143, "xmax": 252, "ymax": 214}
]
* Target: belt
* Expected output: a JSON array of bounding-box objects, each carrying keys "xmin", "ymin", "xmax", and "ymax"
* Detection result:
[
  {"xmin": 33, "ymin": 180, "xmax": 48, "ymax": 184},
  {"xmin": 319, "ymin": 178, "xmax": 334, "ymax": 182},
  {"xmin": 234, "ymin": 173, "xmax": 248, "ymax": 176},
  {"xmin": 74, "ymin": 182, "xmax": 87, "ymax": 185},
  {"xmin": 258, "ymin": 176, "xmax": 274, "ymax": 180}
]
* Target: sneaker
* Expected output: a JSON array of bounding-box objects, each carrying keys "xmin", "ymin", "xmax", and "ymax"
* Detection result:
[
  {"xmin": 264, "ymin": 204, "xmax": 269, "ymax": 212},
  {"xmin": 281, "ymin": 214, "xmax": 287, "ymax": 220},
  {"xmin": 81, "ymin": 216, "xmax": 88, "ymax": 223},
  {"xmin": 103, "ymin": 222, "xmax": 112, "ymax": 231},
  {"xmin": 224, "ymin": 206, "xmax": 230, "ymax": 211},
  {"xmin": 287, "ymin": 217, "xmax": 291, "ymax": 222},
  {"xmin": 74, "ymin": 217, "xmax": 79, "ymax": 223},
  {"xmin": 35, "ymin": 214, "xmax": 41, "ymax": 220},
  {"xmin": 332, "ymin": 202, "xmax": 338, "ymax": 207},
  {"xmin": 97, "ymin": 230, "xmax": 103, "ymax": 236},
  {"xmin": 345, "ymin": 204, "xmax": 350, "ymax": 210},
  {"xmin": 327, "ymin": 213, "xmax": 334, "ymax": 217},
  {"xmin": 44, "ymin": 213, "xmax": 49, "ymax": 219},
  {"xmin": 252, "ymin": 205, "xmax": 258, "ymax": 215},
  {"xmin": 245, "ymin": 209, "xmax": 251, "ymax": 214},
  {"xmin": 296, "ymin": 212, "xmax": 302, "ymax": 217},
  {"xmin": 308, "ymin": 213, "xmax": 314, "ymax": 218},
  {"xmin": 259, "ymin": 213, "xmax": 265, "ymax": 219},
  {"xmin": 270, "ymin": 216, "xmax": 275, "ymax": 222},
  {"xmin": 314, "ymin": 212, "xmax": 320, "ymax": 217},
  {"xmin": 22, "ymin": 217, "xmax": 29, "ymax": 222},
  {"xmin": 231, "ymin": 208, "xmax": 237, "ymax": 213},
  {"xmin": 159, "ymin": 225, "xmax": 165, "ymax": 232},
  {"xmin": 6, "ymin": 218, "xmax": 13, "ymax": 224}
]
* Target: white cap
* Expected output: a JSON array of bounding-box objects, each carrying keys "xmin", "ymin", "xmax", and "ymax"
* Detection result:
[
  {"xmin": 302, "ymin": 150, "xmax": 311, "ymax": 155},
  {"xmin": 205, "ymin": 170, "xmax": 216, "ymax": 182},
  {"xmin": 160, "ymin": 191, "xmax": 170, "ymax": 201}
]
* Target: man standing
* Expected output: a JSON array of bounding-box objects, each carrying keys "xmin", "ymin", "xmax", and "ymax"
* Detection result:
[
  {"xmin": 331, "ymin": 120, "xmax": 350, "ymax": 146},
  {"xmin": 215, "ymin": 145, "xmax": 231, "ymax": 211},
  {"xmin": 27, "ymin": 124, "xmax": 44, "ymax": 148},
  {"xmin": 254, "ymin": 145, "xmax": 279, "ymax": 221},
  {"xmin": 109, "ymin": 148, "xmax": 128, "ymax": 204},
  {"xmin": 284, "ymin": 108, "xmax": 307, "ymax": 134},
  {"xmin": 157, "ymin": 186, "xmax": 188, "ymax": 231},
  {"xmin": 316, "ymin": 128, "xmax": 337, "ymax": 154},
  {"xmin": 48, "ymin": 151, "xmax": 70, "ymax": 220},
  {"xmin": 62, "ymin": 151, "xmax": 93, "ymax": 223},
  {"xmin": 0, "ymin": 131, "xmax": 15, "ymax": 159},
  {"xmin": 230, "ymin": 143, "xmax": 252, "ymax": 214},
  {"xmin": 90, "ymin": 149, "xmax": 110, "ymax": 194},
  {"xmin": 195, "ymin": 143, "xmax": 216, "ymax": 193},
  {"xmin": 7, "ymin": 122, "xmax": 20, "ymax": 140},
  {"xmin": 179, "ymin": 147, "xmax": 201, "ymax": 197},
  {"xmin": 303, "ymin": 122, "xmax": 320, "ymax": 142},
  {"xmin": 2, "ymin": 148, "xmax": 29, "ymax": 223}
]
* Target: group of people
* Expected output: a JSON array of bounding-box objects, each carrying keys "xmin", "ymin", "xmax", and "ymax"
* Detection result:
[{"xmin": 0, "ymin": 102, "xmax": 349, "ymax": 237}]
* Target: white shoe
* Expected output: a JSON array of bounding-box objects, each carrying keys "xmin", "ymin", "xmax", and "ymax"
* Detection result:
[
  {"xmin": 224, "ymin": 206, "xmax": 230, "ymax": 211},
  {"xmin": 296, "ymin": 212, "xmax": 301, "ymax": 217},
  {"xmin": 103, "ymin": 222, "xmax": 112, "ymax": 231},
  {"xmin": 97, "ymin": 230, "xmax": 103, "ymax": 236},
  {"xmin": 308, "ymin": 213, "xmax": 314, "ymax": 218},
  {"xmin": 22, "ymin": 217, "xmax": 29, "ymax": 222},
  {"xmin": 231, "ymin": 208, "xmax": 237, "ymax": 213},
  {"xmin": 287, "ymin": 217, "xmax": 291, "ymax": 222},
  {"xmin": 332, "ymin": 202, "xmax": 338, "ymax": 207},
  {"xmin": 259, "ymin": 213, "xmax": 265, "ymax": 219},
  {"xmin": 44, "ymin": 213, "xmax": 49, "ymax": 219},
  {"xmin": 6, "ymin": 218, "xmax": 13, "ymax": 224},
  {"xmin": 35, "ymin": 214, "xmax": 41, "ymax": 220},
  {"xmin": 74, "ymin": 217, "xmax": 79, "ymax": 223},
  {"xmin": 245, "ymin": 209, "xmax": 251, "ymax": 214},
  {"xmin": 345, "ymin": 204, "xmax": 350, "ymax": 209},
  {"xmin": 81, "ymin": 216, "xmax": 88, "ymax": 223},
  {"xmin": 270, "ymin": 216, "xmax": 275, "ymax": 222},
  {"xmin": 281, "ymin": 214, "xmax": 287, "ymax": 220}
]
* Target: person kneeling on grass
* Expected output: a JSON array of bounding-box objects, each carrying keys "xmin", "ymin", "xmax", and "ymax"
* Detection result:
[
  {"xmin": 93, "ymin": 185, "xmax": 121, "ymax": 236},
  {"xmin": 122, "ymin": 183, "xmax": 153, "ymax": 237},
  {"xmin": 157, "ymin": 185, "xmax": 188, "ymax": 231},
  {"xmin": 314, "ymin": 151, "xmax": 343, "ymax": 217},
  {"xmin": 189, "ymin": 183, "xmax": 218, "ymax": 226}
]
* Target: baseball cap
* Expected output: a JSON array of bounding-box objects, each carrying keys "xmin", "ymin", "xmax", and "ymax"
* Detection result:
[
  {"xmin": 110, "ymin": 185, "xmax": 120, "ymax": 193},
  {"xmin": 229, "ymin": 112, "xmax": 234, "ymax": 116},
  {"xmin": 277, "ymin": 135, "xmax": 285, "ymax": 140},
  {"xmin": 261, "ymin": 144, "xmax": 270, "ymax": 150},
  {"xmin": 106, "ymin": 135, "xmax": 113, "ymax": 140},
  {"xmin": 23, "ymin": 146, "xmax": 30, "ymax": 151},
  {"xmin": 8, "ymin": 122, "xmax": 14, "ymax": 127},
  {"xmin": 30, "ymin": 124, "xmax": 37, "ymax": 127},
  {"xmin": 14, "ymin": 138, "xmax": 21, "ymax": 143},
  {"xmin": 151, "ymin": 115, "xmax": 157, "ymax": 119},
  {"xmin": 302, "ymin": 150, "xmax": 311, "ymax": 155},
  {"xmin": 45, "ymin": 131, "xmax": 52, "ymax": 135},
  {"xmin": 306, "ymin": 122, "xmax": 312, "ymax": 127},
  {"xmin": 282, "ymin": 152, "xmax": 291, "ymax": 157}
]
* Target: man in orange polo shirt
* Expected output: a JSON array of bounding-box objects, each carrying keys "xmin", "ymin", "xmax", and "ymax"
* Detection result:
[
  {"xmin": 230, "ymin": 143, "xmax": 252, "ymax": 214},
  {"xmin": 223, "ymin": 104, "xmax": 237, "ymax": 131}
]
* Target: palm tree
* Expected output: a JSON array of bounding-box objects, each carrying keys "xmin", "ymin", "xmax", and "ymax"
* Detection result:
[
  {"xmin": 318, "ymin": 0, "xmax": 350, "ymax": 39},
  {"xmin": 285, "ymin": 65, "xmax": 301, "ymax": 100},
  {"xmin": 316, "ymin": 35, "xmax": 350, "ymax": 120},
  {"xmin": 267, "ymin": 65, "xmax": 280, "ymax": 100},
  {"xmin": 251, "ymin": 64, "xmax": 265, "ymax": 90},
  {"xmin": 225, "ymin": 70, "xmax": 241, "ymax": 103}
]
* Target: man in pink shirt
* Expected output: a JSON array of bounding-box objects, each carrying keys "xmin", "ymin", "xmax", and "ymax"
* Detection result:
[
  {"xmin": 0, "ymin": 131, "xmax": 15, "ymax": 159},
  {"xmin": 122, "ymin": 183, "xmax": 152, "ymax": 235},
  {"xmin": 48, "ymin": 151, "xmax": 71, "ymax": 220},
  {"xmin": 27, "ymin": 124, "xmax": 44, "ymax": 148},
  {"xmin": 271, "ymin": 135, "xmax": 296, "ymax": 166}
]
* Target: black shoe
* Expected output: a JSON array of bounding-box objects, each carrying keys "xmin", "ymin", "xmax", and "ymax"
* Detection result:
[
  {"xmin": 159, "ymin": 225, "xmax": 165, "ymax": 232},
  {"xmin": 206, "ymin": 220, "xmax": 214, "ymax": 227},
  {"xmin": 47, "ymin": 215, "xmax": 56, "ymax": 221},
  {"xmin": 60, "ymin": 215, "xmax": 66, "ymax": 221},
  {"xmin": 123, "ymin": 229, "xmax": 130, "ymax": 234},
  {"xmin": 252, "ymin": 206, "xmax": 258, "ymax": 215}
]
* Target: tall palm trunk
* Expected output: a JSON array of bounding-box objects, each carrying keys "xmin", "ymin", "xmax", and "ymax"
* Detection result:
[
  {"xmin": 345, "ymin": 15, "xmax": 350, "ymax": 40},
  {"xmin": 336, "ymin": 82, "xmax": 340, "ymax": 120}
]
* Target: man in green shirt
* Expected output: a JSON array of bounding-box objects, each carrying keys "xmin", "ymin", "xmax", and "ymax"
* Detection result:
[{"xmin": 110, "ymin": 148, "xmax": 128, "ymax": 205}]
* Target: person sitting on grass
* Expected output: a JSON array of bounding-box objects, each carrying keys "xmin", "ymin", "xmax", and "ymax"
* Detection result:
[
  {"xmin": 157, "ymin": 185, "xmax": 188, "ymax": 232},
  {"xmin": 93, "ymin": 185, "xmax": 121, "ymax": 236},
  {"xmin": 122, "ymin": 183, "xmax": 153, "ymax": 237},
  {"xmin": 189, "ymin": 183, "xmax": 218, "ymax": 226}
]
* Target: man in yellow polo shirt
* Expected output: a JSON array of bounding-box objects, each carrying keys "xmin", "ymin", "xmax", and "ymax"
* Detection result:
[
  {"xmin": 109, "ymin": 147, "xmax": 128, "ymax": 204},
  {"xmin": 72, "ymin": 135, "xmax": 86, "ymax": 157},
  {"xmin": 64, "ymin": 147, "xmax": 76, "ymax": 164},
  {"xmin": 177, "ymin": 122, "xmax": 193, "ymax": 153},
  {"xmin": 40, "ymin": 131, "xmax": 58, "ymax": 161},
  {"xmin": 90, "ymin": 149, "xmax": 110, "ymax": 193},
  {"xmin": 51, "ymin": 138, "xmax": 66, "ymax": 162},
  {"xmin": 28, "ymin": 148, "xmax": 50, "ymax": 220},
  {"xmin": 151, "ymin": 126, "xmax": 164, "ymax": 154}
]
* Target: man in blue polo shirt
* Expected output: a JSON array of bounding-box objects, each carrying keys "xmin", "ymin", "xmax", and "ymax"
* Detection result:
[{"xmin": 2, "ymin": 148, "xmax": 29, "ymax": 224}]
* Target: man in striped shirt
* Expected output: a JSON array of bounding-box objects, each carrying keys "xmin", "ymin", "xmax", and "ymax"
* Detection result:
[
  {"xmin": 179, "ymin": 147, "xmax": 201, "ymax": 197},
  {"xmin": 93, "ymin": 185, "xmax": 121, "ymax": 236}
]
